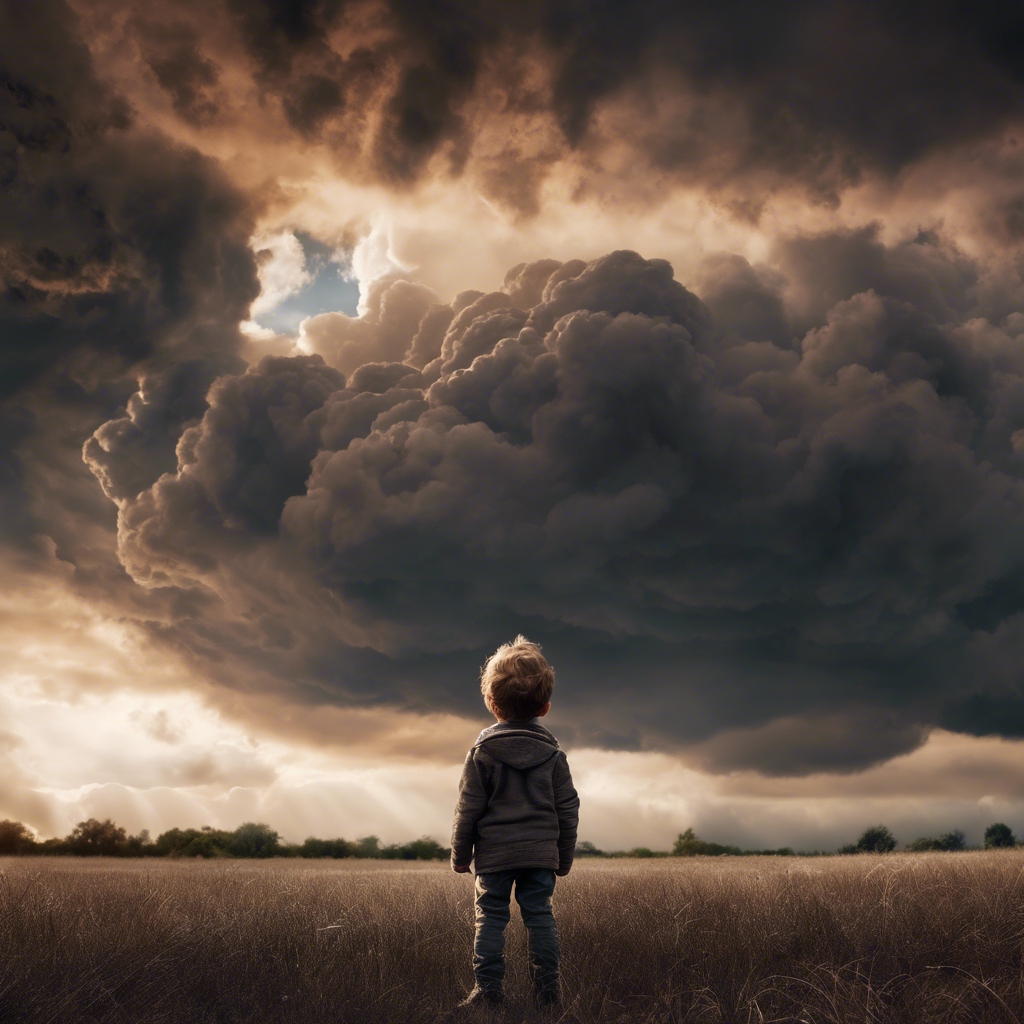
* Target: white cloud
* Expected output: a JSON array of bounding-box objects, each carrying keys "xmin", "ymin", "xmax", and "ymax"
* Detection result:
[
  {"xmin": 349, "ymin": 218, "xmax": 412, "ymax": 315},
  {"xmin": 250, "ymin": 230, "xmax": 312, "ymax": 318}
]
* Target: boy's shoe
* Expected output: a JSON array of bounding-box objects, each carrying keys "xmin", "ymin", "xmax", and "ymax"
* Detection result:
[
  {"xmin": 457, "ymin": 986, "xmax": 504, "ymax": 1009},
  {"xmin": 534, "ymin": 987, "xmax": 560, "ymax": 1009}
]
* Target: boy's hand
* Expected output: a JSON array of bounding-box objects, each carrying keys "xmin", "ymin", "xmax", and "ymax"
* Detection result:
[
  {"xmin": 453, "ymin": 864, "xmax": 471, "ymax": 873},
  {"xmin": 555, "ymin": 866, "xmax": 571, "ymax": 876}
]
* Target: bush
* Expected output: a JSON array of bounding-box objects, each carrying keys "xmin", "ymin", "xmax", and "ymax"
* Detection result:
[
  {"xmin": 908, "ymin": 829, "xmax": 966, "ymax": 853},
  {"xmin": 299, "ymin": 837, "xmax": 353, "ymax": 858},
  {"xmin": 154, "ymin": 827, "xmax": 232, "ymax": 858},
  {"xmin": 984, "ymin": 822, "xmax": 1016, "ymax": 848},
  {"xmin": 385, "ymin": 837, "xmax": 449, "ymax": 860},
  {"xmin": 575, "ymin": 841, "xmax": 604, "ymax": 857},
  {"xmin": 180, "ymin": 833, "xmax": 232, "ymax": 858}
]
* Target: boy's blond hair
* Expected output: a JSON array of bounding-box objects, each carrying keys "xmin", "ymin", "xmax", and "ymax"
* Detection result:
[{"xmin": 480, "ymin": 635, "xmax": 554, "ymax": 721}]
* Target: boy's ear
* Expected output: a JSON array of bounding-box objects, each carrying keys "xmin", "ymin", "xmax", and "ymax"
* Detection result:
[{"xmin": 537, "ymin": 702, "xmax": 551, "ymax": 718}]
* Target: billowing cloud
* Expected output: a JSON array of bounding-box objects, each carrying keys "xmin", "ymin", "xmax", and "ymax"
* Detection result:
[
  {"xmin": 77, "ymin": 241, "xmax": 1024, "ymax": 773},
  {"xmin": 301, "ymin": 274, "xmax": 439, "ymax": 374}
]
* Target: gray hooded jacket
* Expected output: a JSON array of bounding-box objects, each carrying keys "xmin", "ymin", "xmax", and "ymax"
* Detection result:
[{"xmin": 451, "ymin": 720, "xmax": 579, "ymax": 874}]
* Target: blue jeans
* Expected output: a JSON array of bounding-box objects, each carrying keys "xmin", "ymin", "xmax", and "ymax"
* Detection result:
[{"xmin": 473, "ymin": 868, "xmax": 559, "ymax": 994}]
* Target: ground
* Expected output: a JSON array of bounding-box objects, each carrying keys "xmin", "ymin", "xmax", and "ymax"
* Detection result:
[{"xmin": 1, "ymin": 853, "xmax": 1022, "ymax": 1022}]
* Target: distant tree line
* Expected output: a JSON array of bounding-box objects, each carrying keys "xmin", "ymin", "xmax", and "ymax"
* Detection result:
[
  {"xmin": 0, "ymin": 818, "xmax": 450, "ymax": 860},
  {"xmin": 574, "ymin": 830, "xmax": 794, "ymax": 858},
  {"xmin": 573, "ymin": 823, "xmax": 1022, "ymax": 859},
  {"xmin": 4, "ymin": 818, "xmax": 1018, "ymax": 861},
  {"xmin": 839, "ymin": 822, "xmax": 1018, "ymax": 854}
]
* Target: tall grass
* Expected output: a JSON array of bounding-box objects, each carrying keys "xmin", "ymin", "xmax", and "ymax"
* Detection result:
[{"xmin": 1, "ymin": 852, "xmax": 1023, "ymax": 1022}]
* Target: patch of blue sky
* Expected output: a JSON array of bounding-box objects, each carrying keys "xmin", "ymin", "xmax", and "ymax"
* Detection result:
[{"xmin": 256, "ymin": 232, "xmax": 361, "ymax": 334}]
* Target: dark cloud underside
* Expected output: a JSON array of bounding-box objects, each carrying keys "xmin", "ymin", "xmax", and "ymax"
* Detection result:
[{"xmin": 90, "ymin": 241, "xmax": 1024, "ymax": 772}]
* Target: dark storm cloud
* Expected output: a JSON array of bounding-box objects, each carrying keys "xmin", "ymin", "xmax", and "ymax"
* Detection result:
[
  {"xmin": 539, "ymin": 0, "xmax": 1024, "ymax": 195},
  {"xmin": 100, "ymin": 241, "xmax": 1024, "ymax": 772},
  {"xmin": 0, "ymin": 0, "xmax": 259, "ymax": 559},
  {"xmin": 118, "ymin": 0, "xmax": 1024, "ymax": 212},
  {"xmin": 138, "ymin": 20, "xmax": 223, "ymax": 126},
  {"xmin": 10, "ymin": 0, "xmax": 1024, "ymax": 780},
  {"xmin": 226, "ymin": 0, "xmax": 355, "ymax": 136}
]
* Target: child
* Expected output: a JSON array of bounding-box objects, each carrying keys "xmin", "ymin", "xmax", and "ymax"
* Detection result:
[{"xmin": 451, "ymin": 635, "xmax": 580, "ymax": 1010}]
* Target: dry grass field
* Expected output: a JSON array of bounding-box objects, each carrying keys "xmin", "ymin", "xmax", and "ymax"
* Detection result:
[{"xmin": 2, "ymin": 852, "xmax": 1023, "ymax": 1023}]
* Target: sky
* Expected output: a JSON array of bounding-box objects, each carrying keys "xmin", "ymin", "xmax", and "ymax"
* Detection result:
[{"xmin": 4, "ymin": 0, "xmax": 1024, "ymax": 852}]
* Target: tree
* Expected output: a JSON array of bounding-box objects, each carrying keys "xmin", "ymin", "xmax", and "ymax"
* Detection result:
[
  {"xmin": 672, "ymin": 828, "xmax": 742, "ymax": 857},
  {"xmin": 0, "ymin": 820, "xmax": 35, "ymax": 854},
  {"xmin": 229, "ymin": 822, "xmax": 280, "ymax": 858},
  {"xmin": 352, "ymin": 835, "xmax": 382, "ymax": 858},
  {"xmin": 66, "ymin": 819, "xmax": 128, "ymax": 856},
  {"xmin": 575, "ymin": 841, "xmax": 604, "ymax": 857},
  {"xmin": 938, "ymin": 829, "xmax": 966, "ymax": 851},
  {"xmin": 124, "ymin": 830, "xmax": 154, "ymax": 856},
  {"xmin": 847, "ymin": 825, "xmax": 897, "ymax": 853},
  {"xmin": 984, "ymin": 823, "xmax": 1016, "ymax": 848}
]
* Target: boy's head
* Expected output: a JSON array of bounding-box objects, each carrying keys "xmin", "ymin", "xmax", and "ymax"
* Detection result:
[{"xmin": 480, "ymin": 635, "xmax": 554, "ymax": 722}]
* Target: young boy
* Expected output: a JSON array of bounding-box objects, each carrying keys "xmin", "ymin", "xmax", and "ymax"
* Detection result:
[{"xmin": 451, "ymin": 635, "xmax": 580, "ymax": 1010}]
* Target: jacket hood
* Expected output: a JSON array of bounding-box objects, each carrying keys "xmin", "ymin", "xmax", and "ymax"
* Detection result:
[{"xmin": 475, "ymin": 721, "xmax": 560, "ymax": 769}]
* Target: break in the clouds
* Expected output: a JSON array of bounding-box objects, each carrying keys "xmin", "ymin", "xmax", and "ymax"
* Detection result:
[{"xmin": 5, "ymin": 0, "xmax": 1024, "ymax": 842}]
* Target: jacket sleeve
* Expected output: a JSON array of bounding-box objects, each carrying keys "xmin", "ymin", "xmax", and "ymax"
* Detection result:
[
  {"xmin": 553, "ymin": 752, "xmax": 580, "ymax": 873},
  {"xmin": 451, "ymin": 749, "xmax": 488, "ymax": 868}
]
